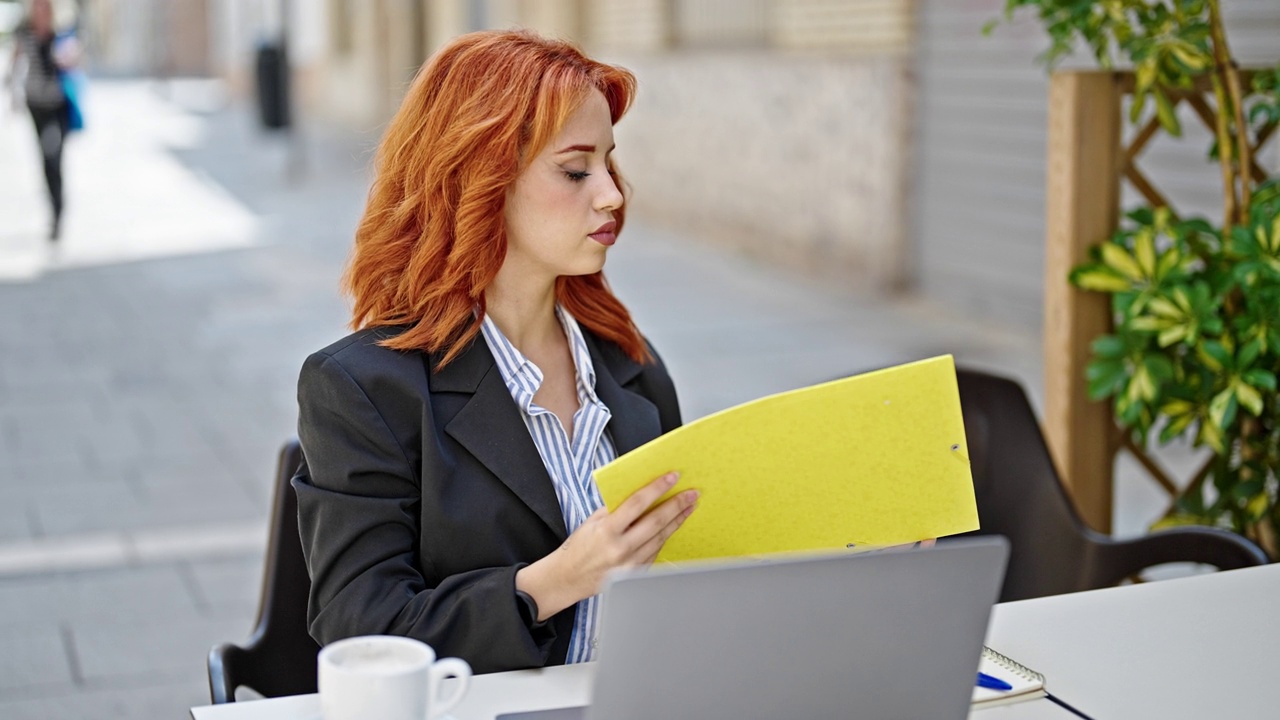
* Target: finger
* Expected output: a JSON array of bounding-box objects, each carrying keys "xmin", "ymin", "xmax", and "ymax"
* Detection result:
[
  {"xmin": 628, "ymin": 499, "xmax": 696, "ymax": 564},
  {"xmin": 611, "ymin": 472, "xmax": 680, "ymax": 526},
  {"xmin": 623, "ymin": 489, "xmax": 697, "ymax": 543},
  {"xmin": 624, "ymin": 489, "xmax": 696, "ymax": 558}
]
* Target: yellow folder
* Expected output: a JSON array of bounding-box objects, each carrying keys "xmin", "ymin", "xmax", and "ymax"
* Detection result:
[{"xmin": 594, "ymin": 355, "xmax": 978, "ymax": 563}]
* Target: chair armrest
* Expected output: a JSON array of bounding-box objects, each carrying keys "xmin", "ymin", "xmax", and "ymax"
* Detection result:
[
  {"xmin": 207, "ymin": 642, "xmax": 245, "ymax": 704},
  {"xmin": 1092, "ymin": 526, "xmax": 1269, "ymax": 588}
]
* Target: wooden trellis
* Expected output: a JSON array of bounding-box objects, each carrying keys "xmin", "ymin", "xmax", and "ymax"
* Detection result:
[{"xmin": 1044, "ymin": 69, "xmax": 1277, "ymax": 533}]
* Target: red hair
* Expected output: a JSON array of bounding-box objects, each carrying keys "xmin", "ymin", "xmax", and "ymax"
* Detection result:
[{"xmin": 343, "ymin": 30, "xmax": 649, "ymax": 368}]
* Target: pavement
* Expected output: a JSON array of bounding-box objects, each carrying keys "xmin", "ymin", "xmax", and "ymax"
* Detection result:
[{"xmin": 0, "ymin": 78, "xmax": 1062, "ymax": 719}]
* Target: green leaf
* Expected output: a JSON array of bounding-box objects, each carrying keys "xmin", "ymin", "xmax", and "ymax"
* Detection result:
[
  {"xmin": 1130, "ymin": 364, "xmax": 1158, "ymax": 403},
  {"xmin": 1154, "ymin": 89, "xmax": 1182, "ymax": 136},
  {"xmin": 1172, "ymin": 286, "xmax": 1193, "ymax": 312},
  {"xmin": 1235, "ymin": 381, "xmax": 1264, "ymax": 416},
  {"xmin": 1126, "ymin": 207, "xmax": 1156, "ymax": 226},
  {"xmin": 1101, "ymin": 243, "xmax": 1146, "ymax": 281},
  {"xmin": 1157, "ymin": 326, "xmax": 1188, "ymax": 346},
  {"xmin": 1071, "ymin": 267, "xmax": 1132, "ymax": 292},
  {"xmin": 1130, "ymin": 316, "xmax": 1168, "ymax": 332},
  {"xmin": 1147, "ymin": 296, "xmax": 1182, "ymax": 319},
  {"xmin": 1160, "ymin": 398, "xmax": 1196, "ymax": 417},
  {"xmin": 1242, "ymin": 368, "xmax": 1277, "ymax": 391},
  {"xmin": 1134, "ymin": 230, "xmax": 1157, "ymax": 277},
  {"xmin": 1146, "ymin": 355, "xmax": 1174, "ymax": 383},
  {"xmin": 1208, "ymin": 388, "xmax": 1237, "ymax": 429},
  {"xmin": 1198, "ymin": 418, "xmax": 1226, "ymax": 453},
  {"xmin": 1086, "ymin": 357, "xmax": 1129, "ymax": 399},
  {"xmin": 1155, "ymin": 247, "xmax": 1184, "ymax": 279},
  {"xmin": 1238, "ymin": 338, "xmax": 1263, "ymax": 368},
  {"xmin": 1091, "ymin": 335, "xmax": 1127, "ymax": 359},
  {"xmin": 1200, "ymin": 341, "xmax": 1232, "ymax": 372},
  {"xmin": 1158, "ymin": 412, "xmax": 1196, "ymax": 443},
  {"xmin": 1247, "ymin": 493, "xmax": 1269, "ymax": 521},
  {"xmin": 1169, "ymin": 43, "xmax": 1207, "ymax": 71},
  {"xmin": 1151, "ymin": 513, "xmax": 1209, "ymax": 531}
]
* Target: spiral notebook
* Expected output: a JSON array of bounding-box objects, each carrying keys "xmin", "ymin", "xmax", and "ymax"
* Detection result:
[{"xmin": 972, "ymin": 646, "xmax": 1047, "ymax": 708}]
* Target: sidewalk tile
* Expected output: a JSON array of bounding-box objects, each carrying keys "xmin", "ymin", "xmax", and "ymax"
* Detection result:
[{"xmin": 0, "ymin": 625, "xmax": 75, "ymax": 692}]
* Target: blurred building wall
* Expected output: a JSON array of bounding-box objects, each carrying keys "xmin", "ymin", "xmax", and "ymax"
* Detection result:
[
  {"xmin": 84, "ymin": 0, "xmax": 212, "ymax": 76},
  {"xmin": 596, "ymin": 0, "xmax": 914, "ymax": 292},
  {"xmin": 316, "ymin": 0, "xmax": 428, "ymax": 126},
  {"xmin": 306, "ymin": 0, "xmax": 915, "ymax": 293},
  {"xmin": 207, "ymin": 0, "xmax": 327, "ymax": 110},
  {"xmin": 913, "ymin": 0, "xmax": 1280, "ymax": 332}
]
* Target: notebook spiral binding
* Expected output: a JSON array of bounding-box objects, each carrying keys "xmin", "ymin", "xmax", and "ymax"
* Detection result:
[{"xmin": 982, "ymin": 646, "xmax": 1045, "ymax": 684}]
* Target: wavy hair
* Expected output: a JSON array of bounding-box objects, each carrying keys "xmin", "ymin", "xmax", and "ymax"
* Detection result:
[{"xmin": 343, "ymin": 30, "xmax": 648, "ymax": 368}]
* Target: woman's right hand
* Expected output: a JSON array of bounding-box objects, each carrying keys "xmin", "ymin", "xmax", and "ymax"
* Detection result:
[{"xmin": 515, "ymin": 472, "xmax": 698, "ymax": 621}]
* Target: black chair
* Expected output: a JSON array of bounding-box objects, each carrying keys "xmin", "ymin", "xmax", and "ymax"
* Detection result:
[
  {"xmin": 207, "ymin": 439, "xmax": 320, "ymax": 703},
  {"xmin": 955, "ymin": 368, "xmax": 1268, "ymax": 602}
]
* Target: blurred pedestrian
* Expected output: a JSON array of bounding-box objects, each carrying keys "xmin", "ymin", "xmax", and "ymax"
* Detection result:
[{"xmin": 6, "ymin": 0, "xmax": 80, "ymax": 240}]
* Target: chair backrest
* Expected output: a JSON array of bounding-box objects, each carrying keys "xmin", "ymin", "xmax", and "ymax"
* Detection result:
[
  {"xmin": 207, "ymin": 439, "xmax": 319, "ymax": 703},
  {"xmin": 954, "ymin": 369, "xmax": 1098, "ymax": 601},
  {"xmin": 955, "ymin": 368, "xmax": 1268, "ymax": 601}
]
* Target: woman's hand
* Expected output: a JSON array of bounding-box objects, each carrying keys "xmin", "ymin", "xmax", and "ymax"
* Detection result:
[{"xmin": 516, "ymin": 472, "xmax": 698, "ymax": 621}]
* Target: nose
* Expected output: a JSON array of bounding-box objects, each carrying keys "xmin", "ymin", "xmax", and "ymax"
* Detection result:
[{"xmin": 595, "ymin": 172, "xmax": 624, "ymax": 214}]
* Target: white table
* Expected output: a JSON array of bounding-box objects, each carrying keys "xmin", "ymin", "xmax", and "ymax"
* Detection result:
[
  {"xmin": 983, "ymin": 562, "xmax": 1280, "ymax": 718},
  {"xmin": 190, "ymin": 563, "xmax": 1280, "ymax": 720}
]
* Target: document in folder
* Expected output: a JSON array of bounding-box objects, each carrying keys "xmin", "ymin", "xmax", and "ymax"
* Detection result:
[{"xmin": 594, "ymin": 355, "xmax": 979, "ymax": 563}]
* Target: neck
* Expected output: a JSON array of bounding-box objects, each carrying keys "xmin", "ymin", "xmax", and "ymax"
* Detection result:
[{"xmin": 484, "ymin": 273, "xmax": 560, "ymax": 354}]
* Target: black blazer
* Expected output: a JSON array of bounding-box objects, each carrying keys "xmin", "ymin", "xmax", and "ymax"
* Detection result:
[{"xmin": 293, "ymin": 325, "xmax": 681, "ymax": 674}]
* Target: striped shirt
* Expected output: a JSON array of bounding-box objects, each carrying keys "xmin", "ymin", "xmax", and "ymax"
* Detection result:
[
  {"xmin": 479, "ymin": 306, "xmax": 616, "ymax": 663},
  {"xmin": 15, "ymin": 28, "xmax": 66, "ymax": 109}
]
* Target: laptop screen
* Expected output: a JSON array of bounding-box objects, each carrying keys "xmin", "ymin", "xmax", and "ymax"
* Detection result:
[{"xmin": 500, "ymin": 538, "xmax": 1008, "ymax": 720}]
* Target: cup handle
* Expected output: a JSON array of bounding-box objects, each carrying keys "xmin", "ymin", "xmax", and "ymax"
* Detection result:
[{"xmin": 427, "ymin": 657, "xmax": 472, "ymax": 719}]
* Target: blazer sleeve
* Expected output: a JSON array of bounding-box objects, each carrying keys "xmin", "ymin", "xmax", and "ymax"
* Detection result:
[{"xmin": 293, "ymin": 350, "xmax": 558, "ymax": 673}]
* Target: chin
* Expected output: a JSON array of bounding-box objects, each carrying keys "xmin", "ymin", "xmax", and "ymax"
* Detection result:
[{"xmin": 567, "ymin": 255, "xmax": 608, "ymax": 277}]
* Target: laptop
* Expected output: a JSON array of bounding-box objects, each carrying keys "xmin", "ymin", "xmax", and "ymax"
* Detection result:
[{"xmin": 499, "ymin": 536, "xmax": 1010, "ymax": 720}]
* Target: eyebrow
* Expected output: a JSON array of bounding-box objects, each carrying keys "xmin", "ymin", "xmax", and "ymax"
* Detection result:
[{"xmin": 554, "ymin": 143, "xmax": 615, "ymax": 155}]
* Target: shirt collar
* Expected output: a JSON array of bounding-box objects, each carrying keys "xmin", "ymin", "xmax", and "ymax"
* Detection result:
[{"xmin": 479, "ymin": 305, "xmax": 603, "ymax": 408}]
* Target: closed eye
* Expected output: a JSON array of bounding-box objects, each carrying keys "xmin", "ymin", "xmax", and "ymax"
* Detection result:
[{"xmin": 564, "ymin": 170, "xmax": 590, "ymax": 182}]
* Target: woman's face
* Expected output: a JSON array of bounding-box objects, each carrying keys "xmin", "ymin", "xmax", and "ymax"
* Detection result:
[{"xmin": 502, "ymin": 89, "xmax": 625, "ymax": 285}]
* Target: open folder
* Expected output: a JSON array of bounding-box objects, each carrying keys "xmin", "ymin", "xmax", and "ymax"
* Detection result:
[{"xmin": 594, "ymin": 355, "xmax": 979, "ymax": 563}]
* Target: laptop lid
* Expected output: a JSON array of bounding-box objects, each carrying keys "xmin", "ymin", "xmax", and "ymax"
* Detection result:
[{"xmin": 584, "ymin": 537, "xmax": 1009, "ymax": 720}]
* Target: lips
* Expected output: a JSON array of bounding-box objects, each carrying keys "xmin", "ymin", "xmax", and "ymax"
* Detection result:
[{"xmin": 589, "ymin": 220, "xmax": 617, "ymax": 246}]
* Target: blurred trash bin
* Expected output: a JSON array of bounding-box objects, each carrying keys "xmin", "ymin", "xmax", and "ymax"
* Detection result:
[{"xmin": 255, "ymin": 40, "xmax": 291, "ymax": 129}]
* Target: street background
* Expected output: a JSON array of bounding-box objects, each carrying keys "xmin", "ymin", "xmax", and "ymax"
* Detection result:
[{"xmin": 0, "ymin": 78, "xmax": 1061, "ymax": 719}]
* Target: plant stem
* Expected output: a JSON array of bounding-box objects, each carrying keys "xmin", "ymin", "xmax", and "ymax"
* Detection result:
[
  {"xmin": 1207, "ymin": 0, "xmax": 1253, "ymax": 221},
  {"xmin": 1227, "ymin": 68, "xmax": 1252, "ymax": 221},
  {"xmin": 1205, "ymin": 0, "xmax": 1240, "ymax": 232},
  {"xmin": 1253, "ymin": 517, "xmax": 1278, "ymax": 560}
]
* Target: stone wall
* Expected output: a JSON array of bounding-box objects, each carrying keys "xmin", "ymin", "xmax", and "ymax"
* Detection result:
[{"xmin": 608, "ymin": 51, "xmax": 912, "ymax": 292}]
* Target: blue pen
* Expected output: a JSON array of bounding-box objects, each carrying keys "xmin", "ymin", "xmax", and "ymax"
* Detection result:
[{"xmin": 977, "ymin": 672, "xmax": 1013, "ymax": 691}]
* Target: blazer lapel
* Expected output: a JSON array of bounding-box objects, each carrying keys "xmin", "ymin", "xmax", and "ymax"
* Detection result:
[
  {"xmin": 584, "ymin": 332, "xmax": 663, "ymax": 456},
  {"xmin": 430, "ymin": 339, "xmax": 568, "ymax": 541}
]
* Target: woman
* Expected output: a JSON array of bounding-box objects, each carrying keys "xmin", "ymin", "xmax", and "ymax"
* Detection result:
[
  {"xmin": 294, "ymin": 30, "xmax": 700, "ymax": 674},
  {"xmin": 7, "ymin": 0, "xmax": 76, "ymax": 240}
]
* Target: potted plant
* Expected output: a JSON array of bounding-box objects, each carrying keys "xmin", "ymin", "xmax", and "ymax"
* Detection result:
[{"xmin": 993, "ymin": 1, "xmax": 1280, "ymax": 557}]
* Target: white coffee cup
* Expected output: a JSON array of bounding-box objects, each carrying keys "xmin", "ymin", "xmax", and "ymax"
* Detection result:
[{"xmin": 318, "ymin": 635, "xmax": 472, "ymax": 720}]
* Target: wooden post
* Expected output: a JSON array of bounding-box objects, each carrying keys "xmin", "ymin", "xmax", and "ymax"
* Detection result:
[{"xmin": 1043, "ymin": 72, "xmax": 1122, "ymax": 533}]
